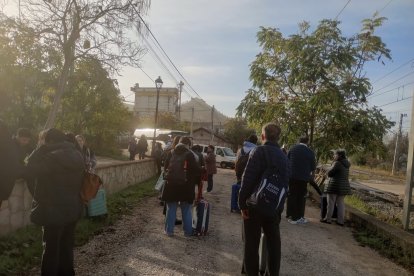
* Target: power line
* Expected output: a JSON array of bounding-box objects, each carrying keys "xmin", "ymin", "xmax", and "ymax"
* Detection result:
[
  {"xmin": 136, "ymin": 13, "xmax": 203, "ymax": 99},
  {"xmin": 372, "ymin": 58, "xmax": 414, "ymax": 84},
  {"xmin": 372, "ymin": 71, "xmax": 414, "ymax": 94},
  {"xmin": 368, "ymin": 81, "xmax": 414, "ymax": 99},
  {"xmin": 378, "ymin": 0, "xmax": 394, "ymax": 13},
  {"xmin": 335, "ymin": 0, "xmax": 351, "ymax": 20},
  {"xmin": 378, "ymin": 96, "xmax": 413, "ymax": 108}
]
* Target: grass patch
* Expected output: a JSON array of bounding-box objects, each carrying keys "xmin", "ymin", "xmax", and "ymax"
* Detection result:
[
  {"xmin": 345, "ymin": 194, "xmax": 403, "ymax": 228},
  {"xmin": 0, "ymin": 176, "xmax": 158, "ymax": 275},
  {"xmin": 353, "ymin": 228, "xmax": 414, "ymax": 272}
]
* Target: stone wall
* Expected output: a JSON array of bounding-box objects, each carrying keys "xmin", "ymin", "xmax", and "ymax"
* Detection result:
[{"xmin": 0, "ymin": 159, "xmax": 156, "ymax": 236}]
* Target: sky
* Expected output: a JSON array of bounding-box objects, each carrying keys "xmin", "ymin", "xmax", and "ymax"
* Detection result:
[{"xmin": 2, "ymin": 0, "xmax": 414, "ymax": 133}]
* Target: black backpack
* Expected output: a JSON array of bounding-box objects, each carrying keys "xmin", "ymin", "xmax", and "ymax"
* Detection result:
[
  {"xmin": 166, "ymin": 152, "xmax": 188, "ymax": 185},
  {"xmin": 247, "ymin": 146, "xmax": 288, "ymax": 217},
  {"xmin": 235, "ymin": 148, "xmax": 249, "ymax": 180}
]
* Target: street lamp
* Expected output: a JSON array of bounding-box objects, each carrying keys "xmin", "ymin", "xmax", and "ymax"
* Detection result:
[{"xmin": 153, "ymin": 76, "xmax": 163, "ymax": 152}]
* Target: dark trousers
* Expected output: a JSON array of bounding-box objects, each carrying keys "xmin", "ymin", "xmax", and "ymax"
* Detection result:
[
  {"xmin": 243, "ymin": 208, "xmax": 281, "ymax": 276},
  {"xmin": 138, "ymin": 151, "xmax": 145, "ymax": 160},
  {"xmin": 286, "ymin": 179, "xmax": 308, "ymax": 220},
  {"xmin": 41, "ymin": 222, "xmax": 77, "ymax": 276},
  {"xmin": 129, "ymin": 151, "xmax": 136, "ymax": 161},
  {"xmin": 207, "ymin": 174, "xmax": 214, "ymax": 192}
]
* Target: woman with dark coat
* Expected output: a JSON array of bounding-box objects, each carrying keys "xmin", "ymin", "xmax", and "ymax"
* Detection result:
[
  {"xmin": 24, "ymin": 128, "xmax": 85, "ymax": 275},
  {"xmin": 162, "ymin": 136, "xmax": 200, "ymax": 237},
  {"xmin": 204, "ymin": 145, "xmax": 217, "ymax": 192},
  {"xmin": 321, "ymin": 149, "xmax": 351, "ymax": 226}
]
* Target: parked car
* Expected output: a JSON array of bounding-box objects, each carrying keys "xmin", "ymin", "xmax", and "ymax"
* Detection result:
[{"xmin": 198, "ymin": 144, "xmax": 236, "ymax": 169}]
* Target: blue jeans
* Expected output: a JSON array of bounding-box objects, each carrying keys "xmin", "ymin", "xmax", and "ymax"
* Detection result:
[{"xmin": 165, "ymin": 201, "xmax": 193, "ymax": 236}]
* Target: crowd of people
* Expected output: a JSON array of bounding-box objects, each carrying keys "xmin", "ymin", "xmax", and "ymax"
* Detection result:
[
  {"xmin": 0, "ymin": 121, "xmax": 97, "ymax": 276},
  {"xmin": 0, "ymin": 119, "xmax": 352, "ymax": 276}
]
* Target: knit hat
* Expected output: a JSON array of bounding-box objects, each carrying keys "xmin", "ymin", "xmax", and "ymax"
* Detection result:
[{"xmin": 44, "ymin": 128, "xmax": 66, "ymax": 144}]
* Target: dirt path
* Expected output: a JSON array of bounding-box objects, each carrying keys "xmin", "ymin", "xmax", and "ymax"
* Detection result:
[{"xmin": 72, "ymin": 169, "xmax": 410, "ymax": 275}]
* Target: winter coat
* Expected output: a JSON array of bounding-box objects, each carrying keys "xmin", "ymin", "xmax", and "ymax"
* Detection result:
[
  {"xmin": 205, "ymin": 152, "xmax": 217, "ymax": 175},
  {"xmin": 161, "ymin": 144, "xmax": 200, "ymax": 203},
  {"xmin": 238, "ymin": 142, "xmax": 290, "ymax": 210},
  {"xmin": 25, "ymin": 142, "xmax": 85, "ymax": 226},
  {"xmin": 324, "ymin": 158, "xmax": 351, "ymax": 196},
  {"xmin": 0, "ymin": 129, "xmax": 21, "ymax": 200},
  {"xmin": 287, "ymin": 143, "xmax": 316, "ymax": 181},
  {"xmin": 137, "ymin": 138, "xmax": 148, "ymax": 153},
  {"xmin": 235, "ymin": 141, "xmax": 257, "ymax": 181}
]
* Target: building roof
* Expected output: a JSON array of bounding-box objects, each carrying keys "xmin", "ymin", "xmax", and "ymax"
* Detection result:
[
  {"xmin": 180, "ymin": 98, "xmax": 229, "ymax": 125},
  {"xmin": 193, "ymin": 127, "xmax": 231, "ymax": 143}
]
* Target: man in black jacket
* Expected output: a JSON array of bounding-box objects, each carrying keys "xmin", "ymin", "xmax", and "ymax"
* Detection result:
[
  {"xmin": 25, "ymin": 128, "xmax": 85, "ymax": 276},
  {"xmin": 0, "ymin": 121, "xmax": 21, "ymax": 207},
  {"xmin": 286, "ymin": 136, "xmax": 316, "ymax": 224},
  {"xmin": 239, "ymin": 123, "xmax": 289, "ymax": 276}
]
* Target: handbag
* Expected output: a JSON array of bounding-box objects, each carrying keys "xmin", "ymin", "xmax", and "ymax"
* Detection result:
[{"xmin": 80, "ymin": 170, "xmax": 103, "ymax": 204}]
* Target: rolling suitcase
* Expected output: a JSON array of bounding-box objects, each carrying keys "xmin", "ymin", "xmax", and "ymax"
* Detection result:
[
  {"xmin": 87, "ymin": 188, "xmax": 108, "ymax": 217},
  {"xmin": 320, "ymin": 194, "xmax": 337, "ymax": 219},
  {"xmin": 231, "ymin": 182, "xmax": 241, "ymax": 212},
  {"xmin": 192, "ymin": 199, "xmax": 210, "ymax": 235}
]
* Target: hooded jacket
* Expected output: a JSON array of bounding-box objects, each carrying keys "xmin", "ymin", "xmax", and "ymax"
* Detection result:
[
  {"xmin": 325, "ymin": 158, "xmax": 351, "ymax": 196},
  {"xmin": 161, "ymin": 143, "xmax": 200, "ymax": 203},
  {"xmin": 25, "ymin": 141, "xmax": 85, "ymax": 226}
]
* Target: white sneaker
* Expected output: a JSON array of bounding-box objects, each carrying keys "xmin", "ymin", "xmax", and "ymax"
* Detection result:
[
  {"xmin": 299, "ymin": 217, "xmax": 309, "ymax": 224},
  {"xmin": 288, "ymin": 218, "xmax": 300, "ymax": 225}
]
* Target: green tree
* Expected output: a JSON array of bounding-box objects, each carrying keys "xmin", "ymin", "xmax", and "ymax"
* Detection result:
[
  {"xmin": 237, "ymin": 16, "xmax": 394, "ymax": 161},
  {"xmin": 223, "ymin": 118, "xmax": 257, "ymax": 149},
  {"xmin": 13, "ymin": 0, "xmax": 150, "ymax": 128},
  {"xmin": 58, "ymin": 57, "xmax": 132, "ymax": 154},
  {"xmin": 0, "ymin": 15, "xmax": 54, "ymax": 131}
]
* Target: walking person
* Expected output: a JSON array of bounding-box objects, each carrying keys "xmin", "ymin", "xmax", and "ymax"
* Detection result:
[
  {"xmin": 320, "ymin": 149, "xmax": 351, "ymax": 226},
  {"xmin": 75, "ymin": 135, "xmax": 97, "ymax": 172},
  {"xmin": 137, "ymin": 134, "xmax": 148, "ymax": 160},
  {"xmin": 204, "ymin": 145, "xmax": 217, "ymax": 192},
  {"xmin": 0, "ymin": 121, "xmax": 21, "ymax": 208},
  {"xmin": 161, "ymin": 136, "xmax": 200, "ymax": 237},
  {"xmin": 24, "ymin": 128, "xmax": 85, "ymax": 276},
  {"xmin": 286, "ymin": 136, "xmax": 316, "ymax": 224},
  {"xmin": 238, "ymin": 123, "xmax": 289, "ymax": 276},
  {"xmin": 128, "ymin": 137, "xmax": 137, "ymax": 161}
]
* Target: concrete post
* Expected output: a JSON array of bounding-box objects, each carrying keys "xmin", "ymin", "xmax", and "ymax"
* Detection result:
[{"xmin": 403, "ymin": 98, "xmax": 414, "ymax": 230}]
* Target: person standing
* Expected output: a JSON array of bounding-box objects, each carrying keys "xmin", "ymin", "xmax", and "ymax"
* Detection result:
[
  {"xmin": 128, "ymin": 137, "xmax": 137, "ymax": 161},
  {"xmin": 204, "ymin": 145, "xmax": 217, "ymax": 192},
  {"xmin": 12, "ymin": 128, "xmax": 32, "ymax": 164},
  {"xmin": 235, "ymin": 134, "xmax": 258, "ymax": 182},
  {"xmin": 238, "ymin": 123, "xmax": 289, "ymax": 276},
  {"xmin": 24, "ymin": 128, "xmax": 85, "ymax": 276},
  {"xmin": 75, "ymin": 135, "xmax": 97, "ymax": 172},
  {"xmin": 161, "ymin": 136, "xmax": 200, "ymax": 237},
  {"xmin": 0, "ymin": 121, "xmax": 21, "ymax": 207},
  {"xmin": 152, "ymin": 142, "xmax": 163, "ymax": 175},
  {"xmin": 137, "ymin": 134, "xmax": 148, "ymax": 160},
  {"xmin": 286, "ymin": 136, "xmax": 316, "ymax": 224},
  {"xmin": 320, "ymin": 149, "xmax": 351, "ymax": 226}
]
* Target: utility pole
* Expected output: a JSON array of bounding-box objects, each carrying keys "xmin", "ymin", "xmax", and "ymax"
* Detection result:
[
  {"xmin": 392, "ymin": 113, "xmax": 407, "ymax": 175},
  {"xmin": 211, "ymin": 105, "xmax": 214, "ymax": 144},
  {"xmin": 178, "ymin": 81, "xmax": 184, "ymax": 120},
  {"xmin": 403, "ymin": 95, "xmax": 414, "ymax": 230},
  {"xmin": 190, "ymin": 107, "xmax": 194, "ymax": 137}
]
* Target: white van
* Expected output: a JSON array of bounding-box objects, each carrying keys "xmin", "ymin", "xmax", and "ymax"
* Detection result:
[{"xmin": 199, "ymin": 144, "xmax": 236, "ymax": 169}]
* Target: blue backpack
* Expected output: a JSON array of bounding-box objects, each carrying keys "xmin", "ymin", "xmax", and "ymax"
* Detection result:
[{"xmin": 247, "ymin": 146, "xmax": 288, "ymax": 217}]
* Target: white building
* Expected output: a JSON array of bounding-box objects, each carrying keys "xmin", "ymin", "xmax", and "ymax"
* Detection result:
[{"xmin": 130, "ymin": 83, "xmax": 178, "ymax": 117}]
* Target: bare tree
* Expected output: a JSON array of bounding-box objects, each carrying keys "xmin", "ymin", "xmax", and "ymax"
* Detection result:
[{"xmin": 17, "ymin": 0, "xmax": 150, "ymax": 128}]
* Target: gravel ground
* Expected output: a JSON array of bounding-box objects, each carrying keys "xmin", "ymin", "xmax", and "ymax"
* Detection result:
[{"xmin": 70, "ymin": 168, "xmax": 410, "ymax": 276}]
